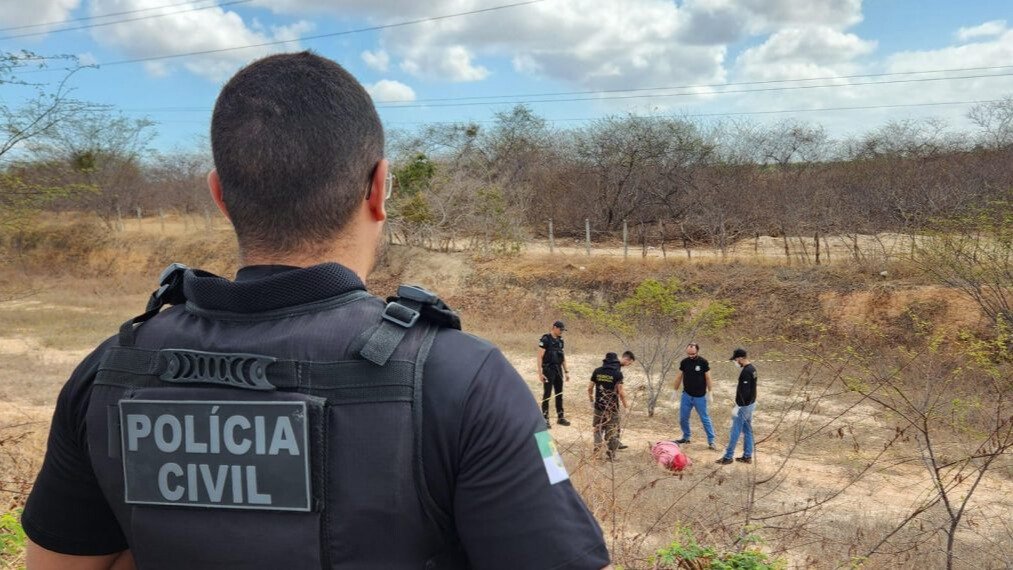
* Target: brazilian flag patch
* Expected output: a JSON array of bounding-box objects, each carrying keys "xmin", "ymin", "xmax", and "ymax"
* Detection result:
[{"xmin": 534, "ymin": 430, "xmax": 569, "ymax": 485}]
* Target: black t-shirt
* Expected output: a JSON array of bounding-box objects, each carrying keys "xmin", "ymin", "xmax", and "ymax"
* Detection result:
[
  {"xmin": 538, "ymin": 333, "xmax": 565, "ymax": 368},
  {"xmin": 735, "ymin": 363, "xmax": 758, "ymax": 406},
  {"xmin": 678, "ymin": 356, "xmax": 710, "ymax": 397},
  {"xmin": 590, "ymin": 365, "xmax": 623, "ymax": 411},
  {"xmin": 22, "ymin": 264, "xmax": 609, "ymax": 569}
]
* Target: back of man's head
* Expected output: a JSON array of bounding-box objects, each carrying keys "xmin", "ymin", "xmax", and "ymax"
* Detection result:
[{"xmin": 211, "ymin": 51, "xmax": 383, "ymax": 258}]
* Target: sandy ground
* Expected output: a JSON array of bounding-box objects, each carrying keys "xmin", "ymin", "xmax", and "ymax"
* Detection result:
[
  {"xmin": 1, "ymin": 325, "xmax": 1009, "ymax": 567},
  {"xmin": 0, "ymin": 246, "xmax": 1009, "ymax": 567}
]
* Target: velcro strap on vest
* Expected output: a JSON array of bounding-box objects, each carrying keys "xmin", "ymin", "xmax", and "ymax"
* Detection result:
[
  {"xmin": 359, "ymin": 300, "xmax": 422, "ymax": 366},
  {"xmin": 119, "ymin": 263, "xmax": 190, "ymax": 348}
]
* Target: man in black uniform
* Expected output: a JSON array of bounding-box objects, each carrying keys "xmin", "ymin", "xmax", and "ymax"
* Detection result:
[
  {"xmin": 672, "ymin": 342, "xmax": 717, "ymax": 450},
  {"xmin": 537, "ymin": 320, "xmax": 571, "ymax": 428},
  {"xmin": 613, "ymin": 350, "xmax": 636, "ymax": 450},
  {"xmin": 717, "ymin": 348, "xmax": 758, "ymax": 465},
  {"xmin": 587, "ymin": 353, "xmax": 628, "ymax": 460},
  {"xmin": 22, "ymin": 52, "xmax": 610, "ymax": 570}
]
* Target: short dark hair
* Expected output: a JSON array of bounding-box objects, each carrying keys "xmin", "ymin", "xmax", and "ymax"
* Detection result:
[
  {"xmin": 211, "ymin": 51, "xmax": 384, "ymax": 257},
  {"xmin": 687, "ymin": 342, "xmax": 700, "ymax": 351},
  {"xmin": 622, "ymin": 350, "xmax": 635, "ymax": 361}
]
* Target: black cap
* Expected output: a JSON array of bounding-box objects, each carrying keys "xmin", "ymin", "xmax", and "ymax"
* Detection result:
[
  {"xmin": 553, "ymin": 320, "xmax": 566, "ymax": 331},
  {"xmin": 730, "ymin": 347, "xmax": 747, "ymax": 360}
]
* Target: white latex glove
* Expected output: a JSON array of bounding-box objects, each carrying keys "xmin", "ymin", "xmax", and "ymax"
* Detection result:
[
  {"xmin": 731, "ymin": 405, "xmax": 740, "ymax": 418},
  {"xmin": 706, "ymin": 392, "xmax": 713, "ymax": 406}
]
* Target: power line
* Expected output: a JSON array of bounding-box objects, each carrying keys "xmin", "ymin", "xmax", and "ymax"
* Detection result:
[
  {"xmin": 15, "ymin": 0, "xmax": 547, "ymax": 71},
  {"xmin": 113, "ymin": 65, "xmax": 1013, "ymax": 113},
  {"xmin": 378, "ymin": 65, "xmax": 1013, "ymax": 105},
  {"xmin": 371, "ymin": 72, "xmax": 1013, "ymax": 109},
  {"xmin": 141, "ymin": 99, "xmax": 1001, "ymax": 126},
  {"xmin": 667, "ymin": 99, "xmax": 1001, "ymax": 119},
  {"xmin": 382, "ymin": 99, "xmax": 1002, "ymax": 125},
  {"xmin": 0, "ymin": 0, "xmax": 254, "ymax": 41},
  {"xmin": 115, "ymin": 71, "xmax": 1013, "ymax": 113}
]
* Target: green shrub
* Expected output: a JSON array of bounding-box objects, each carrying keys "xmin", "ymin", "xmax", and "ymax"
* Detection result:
[
  {"xmin": 652, "ymin": 527, "xmax": 784, "ymax": 570},
  {"xmin": 0, "ymin": 509, "xmax": 26, "ymax": 562}
]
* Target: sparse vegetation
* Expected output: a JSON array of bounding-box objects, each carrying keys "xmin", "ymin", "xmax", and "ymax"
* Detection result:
[
  {"xmin": 0, "ymin": 509, "xmax": 26, "ymax": 570},
  {"xmin": 0, "ymin": 236, "xmax": 1011, "ymax": 569},
  {"xmin": 562, "ymin": 278, "xmax": 734, "ymax": 416},
  {"xmin": 651, "ymin": 527, "xmax": 784, "ymax": 570},
  {"xmin": 2, "ymin": 46, "xmax": 1012, "ymax": 567}
]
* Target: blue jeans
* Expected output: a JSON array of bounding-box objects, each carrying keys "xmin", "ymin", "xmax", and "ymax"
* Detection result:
[
  {"xmin": 679, "ymin": 392, "xmax": 715, "ymax": 445},
  {"xmin": 723, "ymin": 403, "xmax": 756, "ymax": 460}
]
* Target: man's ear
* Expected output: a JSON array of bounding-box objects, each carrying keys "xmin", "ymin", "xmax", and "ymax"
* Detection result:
[
  {"xmin": 207, "ymin": 169, "xmax": 231, "ymax": 221},
  {"xmin": 365, "ymin": 159, "xmax": 388, "ymax": 222}
]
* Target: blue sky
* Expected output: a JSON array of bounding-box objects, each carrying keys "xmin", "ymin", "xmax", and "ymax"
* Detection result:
[{"xmin": 2, "ymin": 0, "xmax": 1011, "ymax": 151}]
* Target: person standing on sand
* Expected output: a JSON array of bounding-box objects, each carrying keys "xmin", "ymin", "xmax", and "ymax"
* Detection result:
[
  {"xmin": 588, "ymin": 352, "xmax": 629, "ymax": 460},
  {"xmin": 537, "ymin": 320, "xmax": 571, "ymax": 428},
  {"xmin": 716, "ymin": 347, "xmax": 758, "ymax": 465},
  {"xmin": 672, "ymin": 342, "xmax": 717, "ymax": 450},
  {"xmin": 614, "ymin": 350, "xmax": 635, "ymax": 449}
]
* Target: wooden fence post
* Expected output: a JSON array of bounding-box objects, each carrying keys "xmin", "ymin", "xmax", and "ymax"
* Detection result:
[{"xmin": 623, "ymin": 220, "xmax": 628, "ymax": 260}]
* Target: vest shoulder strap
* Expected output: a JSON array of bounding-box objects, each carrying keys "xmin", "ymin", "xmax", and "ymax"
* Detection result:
[
  {"xmin": 359, "ymin": 284, "xmax": 461, "ymax": 366},
  {"xmin": 119, "ymin": 263, "xmax": 189, "ymax": 347}
]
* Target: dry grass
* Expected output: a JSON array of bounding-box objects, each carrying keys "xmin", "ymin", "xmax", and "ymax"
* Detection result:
[
  {"xmin": 0, "ymin": 222, "xmax": 1009, "ymax": 569},
  {"xmin": 504, "ymin": 346, "xmax": 1013, "ymax": 569}
]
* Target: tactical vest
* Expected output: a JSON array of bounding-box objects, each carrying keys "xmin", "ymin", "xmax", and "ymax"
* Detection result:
[{"xmin": 84, "ymin": 264, "xmax": 467, "ymax": 569}]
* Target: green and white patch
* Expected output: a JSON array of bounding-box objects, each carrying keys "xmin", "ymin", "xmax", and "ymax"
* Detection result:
[{"xmin": 534, "ymin": 430, "xmax": 568, "ymax": 485}]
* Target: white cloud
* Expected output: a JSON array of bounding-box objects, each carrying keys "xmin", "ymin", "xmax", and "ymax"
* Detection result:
[
  {"xmin": 955, "ymin": 20, "xmax": 1007, "ymax": 42},
  {"xmin": 128, "ymin": 0, "xmax": 1006, "ymax": 137},
  {"xmin": 77, "ymin": 52, "xmax": 98, "ymax": 66},
  {"xmin": 361, "ymin": 49, "xmax": 390, "ymax": 71},
  {"xmin": 511, "ymin": 54, "xmax": 542, "ymax": 75},
  {"xmin": 886, "ymin": 28, "xmax": 1013, "ymax": 99},
  {"xmin": 722, "ymin": 24, "xmax": 1013, "ymax": 137},
  {"xmin": 722, "ymin": 26, "xmax": 877, "ymax": 131},
  {"xmin": 0, "ymin": 0, "xmax": 80, "ymax": 37},
  {"xmin": 738, "ymin": 0, "xmax": 863, "ymax": 31},
  {"xmin": 87, "ymin": 0, "xmax": 313, "ymax": 82},
  {"xmin": 381, "ymin": 0, "xmax": 721, "ymax": 91},
  {"xmin": 365, "ymin": 79, "xmax": 416, "ymax": 102},
  {"xmin": 679, "ymin": 0, "xmax": 863, "ymax": 45},
  {"xmin": 271, "ymin": 20, "xmax": 314, "ymax": 42},
  {"xmin": 735, "ymin": 26, "xmax": 877, "ymax": 81},
  {"xmin": 399, "ymin": 45, "xmax": 489, "ymax": 82},
  {"xmin": 678, "ymin": 0, "xmax": 751, "ymax": 46},
  {"xmin": 232, "ymin": 0, "xmax": 864, "ymax": 94}
]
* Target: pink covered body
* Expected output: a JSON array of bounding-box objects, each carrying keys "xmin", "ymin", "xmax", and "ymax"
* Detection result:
[{"xmin": 651, "ymin": 441, "xmax": 692, "ymax": 472}]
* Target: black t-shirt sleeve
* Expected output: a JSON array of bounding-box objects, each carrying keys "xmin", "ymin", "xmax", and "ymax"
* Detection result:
[
  {"xmin": 538, "ymin": 334, "xmax": 550, "ymax": 349},
  {"xmin": 678, "ymin": 358, "xmax": 688, "ymax": 373},
  {"xmin": 735, "ymin": 365, "xmax": 758, "ymax": 406},
  {"xmin": 454, "ymin": 349, "xmax": 609, "ymax": 570},
  {"xmin": 22, "ymin": 337, "xmax": 127, "ymax": 556},
  {"xmin": 700, "ymin": 358, "xmax": 710, "ymax": 373}
]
